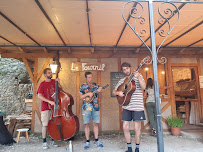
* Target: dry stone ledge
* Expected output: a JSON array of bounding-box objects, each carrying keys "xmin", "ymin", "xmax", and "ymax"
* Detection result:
[{"xmin": 0, "ymin": 58, "xmax": 32, "ymax": 116}]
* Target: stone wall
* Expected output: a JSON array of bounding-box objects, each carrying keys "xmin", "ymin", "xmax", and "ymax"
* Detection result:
[{"xmin": 0, "ymin": 58, "xmax": 32, "ymax": 116}]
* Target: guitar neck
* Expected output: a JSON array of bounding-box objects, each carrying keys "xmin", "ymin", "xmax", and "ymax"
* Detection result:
[
  {"xmin": 136, "ymin": 64, "xmax": 142, "ymax": 72},
  {"xmin": 128, "ymin": 64, "xmax": 143, "ymax": 83}
]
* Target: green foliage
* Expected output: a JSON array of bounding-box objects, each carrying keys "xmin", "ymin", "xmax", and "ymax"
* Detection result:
[
  {"xmin": 166, "ymin": 116, "xmax": 183, "ymax": 127},
  {"xmin": 0, "ymin": 71, "xmax": 7, "ymax": 76},
  {"xmin": 76, "ymin": 131, "xmax": 83, "ymax": 137},
  {"xmin": 39, "ymin": 135, "xmax": 42, "ymax": 139},
  {"xmin": 130, "ymin": 131, "xmax": 135, "ymax": 135},
  {"xmin": 109, "ymin": 131, "xmax": 114, "ymax": 135},
  {"xmin": 30, "ymin": 133, "xmax": 38, "ymax": 137},
  {"xmin": 118, "ymin": 132, "xmax": 124, "ymax": 135}
]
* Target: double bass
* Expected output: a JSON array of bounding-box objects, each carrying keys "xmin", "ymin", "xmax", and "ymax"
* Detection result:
[
  {"xmin": 48, "ymin": 52, "xmax": 79, "ymax": 140},
  {"xmin": 117, "ymin": 57, "xmax": 148, "ymax": 106}
]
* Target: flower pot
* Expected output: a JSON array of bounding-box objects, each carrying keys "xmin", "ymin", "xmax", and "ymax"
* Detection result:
[{"xmin": 171, "ymin": 127, "xmax": 181, "ymax": 136}]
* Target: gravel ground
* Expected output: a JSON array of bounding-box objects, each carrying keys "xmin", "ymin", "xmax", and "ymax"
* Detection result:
[{"xmin": 0, "ymin": 134, "xmax": 203, "ymax": 152}]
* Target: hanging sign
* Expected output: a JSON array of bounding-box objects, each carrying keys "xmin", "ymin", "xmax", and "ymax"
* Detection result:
[{"xmin": 71, "ymin": 62, "xmax": 105, "ymax": 72}]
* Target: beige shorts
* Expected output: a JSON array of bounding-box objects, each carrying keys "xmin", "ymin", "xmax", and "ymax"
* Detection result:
[{"xmin": 41, "ymin": 110, "xmax": 52, "ymax": 127}]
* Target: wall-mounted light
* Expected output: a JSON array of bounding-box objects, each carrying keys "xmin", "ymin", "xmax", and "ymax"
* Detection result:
[
  {"xmin": 145, "ymin": 67, "xmax": 149, "ymax": 71},
  {"xmin": 161, "ymin": 71, "xmax": 165, "ymax": 75},
  {"xmin": 49, "ymin": 58, "xmax": 58, "ymax": 74}
]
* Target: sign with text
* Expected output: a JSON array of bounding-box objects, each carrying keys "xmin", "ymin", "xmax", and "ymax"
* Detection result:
[
  {"xmin": 110, "ymin": 72, "xmax": 125, "ymax": 97},
  {"xmin": 71, "ymin": 62, "xmax": 105, "ymax": 72}
]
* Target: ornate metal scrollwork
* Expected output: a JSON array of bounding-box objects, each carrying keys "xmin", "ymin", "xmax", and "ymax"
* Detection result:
[
  {"xmin": 122, "ymin": 1, "xmax": 179, "ymax": 65},
  {"xmin": 157, "ymin": 2, "xmax": 180, "ymax": 54},
  {"xmin": 122, "ymin": 1, "xmax": 151, "ymax": 51}
]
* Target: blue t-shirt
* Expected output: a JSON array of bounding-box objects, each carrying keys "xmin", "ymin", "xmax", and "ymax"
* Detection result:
[{"xmin": 79, "ymin": 82, "xmax": 100, "ymax": 111}]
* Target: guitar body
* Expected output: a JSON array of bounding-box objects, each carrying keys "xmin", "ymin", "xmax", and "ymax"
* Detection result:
[
  {"xmin": 117, "ymin": 78, "xmax": 136, "ymax": 106},
  {"xmin": 84, "ymin": 84, "xmax": 109, "ymax": 103},
  {"xmin": 116, "ymin": 56, "xmax": 149, "ymax": 106}
]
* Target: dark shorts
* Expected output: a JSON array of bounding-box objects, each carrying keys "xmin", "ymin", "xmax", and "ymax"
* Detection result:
[{"xmin": 122, "ymin": 109, "xmax": 146, "ymax": 121}]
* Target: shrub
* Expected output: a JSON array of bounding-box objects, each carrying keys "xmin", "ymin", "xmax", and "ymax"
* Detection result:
[{"xmin": 166, "ymin": 116, "xmax": 183, "ymax": 127}]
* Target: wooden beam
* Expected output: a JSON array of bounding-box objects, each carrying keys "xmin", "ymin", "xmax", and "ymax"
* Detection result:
[
  {"xmin": 113, "ymin": 48, "xmax": 117, "ymax": 54},
  {"xmin": 68, "ymin": 48, "xmax": 71, "ymax": 54},
  {"xmin": 37, "ymin": 58, "xmax": 50, "ymax": 83},
  {"xmin": 197, "ymin": 58, "xmax": 203, "ymax": 122},
  {"xmin": 135, "ymin": 48, "xmax": 140, "ymax": 53},
  {"xmin": 162, "ymin": 117, "xmax": 168, "ymax": 124},
  {"xmin": 167, "ymin": 58, "xmax": 176, "ymax": 117},
  {"xmin": 76, "ymin": 58, "xmax": 80, "ymax": 119},
  {"xmin": 0, "ymin": 48, "xmax": 6, "ymax": 53},
  {"xmin": 43, "ymin": 47, "xmax": 48, "ymax": 53},
  {"xmin": 2, "ymin": 52, "xmax": 203, "ymax": 59},
  {"xmin": 31, "ymin": 58, "xmax": 42, "ymax": 132},
  {"xmin": 195, "ymin": 59, "xmax": 203, "ymax": 123},
  {"xmin": 98, "ymin": 58, "xmax": 102, "ymax": 132},
  {"xmin": 143, "ymin": 101, "xmax": 171, "ymax": 130},
  {"xmin": 22, "ymin": 58, "xmax": 34, "ymax": 82},
  {"xmin": 198, "ymin": 49, "xmax": 203, "ymax": 54},
  {"xmin": 18, "ymin": 47, "xmax": 25, "ymax": 53},
  {"xmin": 143, "ymin": 122, "xmax": 150, "ymax": 130},
  {"xmin": 118, "ymin": 58, "xmax": 122, "ymax": 131},
  {"xmin": 161, "ymin": 102, "xmax": 171, "ymax": 113},
  {"xmin": 91, "ymin": 47, "xmax": 94, "ymax": 54},
  {"xmin": 158, "ymin": 48, "xmax": 163, "ymax": 53},
  {"xmin": 179, "ymin": 48, "xmax": 186, "ymax": 54}
]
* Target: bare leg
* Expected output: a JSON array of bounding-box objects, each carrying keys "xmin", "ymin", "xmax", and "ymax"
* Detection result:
[
  {"xmin": 134, "ymin": 122, "xmax": 141, "ymax": 144},
  {"xmin": 123, "ymin": 121, "xmax": 131, "ymax": 143},
  {"xmin": 93, "ymin": 123, "xmax": 99, "ymax": 139},
  {"xmin": 42, "ymin": 126, "xmax": 47, "ymax": 139},
  {"xmin": 84, "ymin": 123, "xmax": 90, "ymax": 140}
]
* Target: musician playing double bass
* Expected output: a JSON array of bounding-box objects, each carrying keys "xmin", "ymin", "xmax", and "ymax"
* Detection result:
[
  {"xmin": 37, "ymin": 68, "xmax": 61, "ymax": 149},
  {"xmin": 113, "ymin": 62, "xmax": 146, "ymax": 152},
  {"xmin": 79, "ymin": 71, "xmax": 103, "ymax": 150}
]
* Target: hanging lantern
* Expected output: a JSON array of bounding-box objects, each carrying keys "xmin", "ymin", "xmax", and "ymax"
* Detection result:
[{"xmin": 49, "ymin": 59, "xmax": 58, "ymax": 74}]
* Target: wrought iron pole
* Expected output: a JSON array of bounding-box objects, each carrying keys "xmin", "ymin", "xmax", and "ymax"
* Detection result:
[{"xmin": 148, "ymin": 0, "xmax": 164, "ymax": 152}]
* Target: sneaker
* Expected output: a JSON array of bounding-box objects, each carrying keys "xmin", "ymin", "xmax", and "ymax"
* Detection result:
[
  {"xmin": 94, "ymin": 141, "xmax": 103, "ymax": 147},
  {"xmin": 125, "ymin": 147, "xmax": 132, "ymax": 152},
  {"xmin": 84, "ymin": 142, "xmax": 90, "ymax": 149},
  {"xmin": 42, "ymin": 142, "xmax": 48, "ymax": 149},
  {"xmin": 152, "ymin": 129, "xmax": 157, "ymax": 137},
  {"xmin": 50, "ymin": 140, "xmax": 58, "ymax": 147},
  {"xmin": 135, "ymin": 148, "xmax": 139, "ymax": 152}
]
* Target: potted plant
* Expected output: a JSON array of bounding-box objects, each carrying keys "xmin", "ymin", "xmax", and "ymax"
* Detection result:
[{"xmin": 166, "ymin": 116, "xmax": 183, "ymax": 136}]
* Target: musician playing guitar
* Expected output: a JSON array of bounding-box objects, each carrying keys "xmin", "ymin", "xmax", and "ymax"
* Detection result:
[
  {"xmin": 79, "ymin": 71, "xmax": 103, "ymax": 150},
  {"xmin": 113, "ymin": 62, "xmax": 146, "ymax": 152}
]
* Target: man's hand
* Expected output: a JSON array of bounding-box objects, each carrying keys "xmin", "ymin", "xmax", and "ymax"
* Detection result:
[
  {"xmin": 97, "ymin": 87, "xmax": 102, "ymax": 93},
  {"xmin": 117, "ymin": 91, "xmax": 124, "ymax": 97},
  {"xmin": 49, "ymin": 101, "xmax": 55, "ymax": 106},
  {"xmin": 133, "ymin": 70, "xmax": 140, "ymax": 78},
  {"xmin": 87, "ymin": 92, "xmax": 93, "ymax": 98},
  {"xmin": 56, "ymin": 78, "xmax": 60, "ymax": 82}
]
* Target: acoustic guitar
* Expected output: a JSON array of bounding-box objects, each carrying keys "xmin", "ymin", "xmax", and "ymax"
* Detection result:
[
  {"xmin": 85, "ymin": 84, "xmax": 109, "ymax": 103},
  {"xmin": 117, "ymin": 58, "xmax": 148, "ymax": 106}
]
